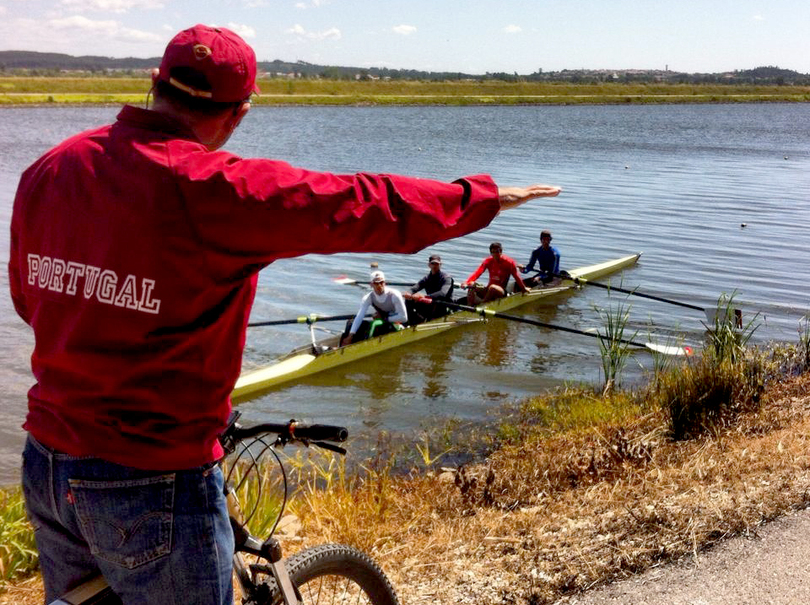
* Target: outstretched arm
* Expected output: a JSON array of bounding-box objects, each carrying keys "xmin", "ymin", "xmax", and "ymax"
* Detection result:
[{"xmin": 498, "ymin": 184, "xmax": 561, "ymax": 211}]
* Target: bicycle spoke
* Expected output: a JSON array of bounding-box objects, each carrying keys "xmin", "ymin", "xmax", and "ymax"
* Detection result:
[{"xmin": 291, "ymin": 573, "xmax": 376, "ymax": 604}]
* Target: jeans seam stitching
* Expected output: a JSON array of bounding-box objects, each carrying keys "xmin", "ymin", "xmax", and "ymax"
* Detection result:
[{"xmin": 206, "ymin": 472, "xmax": 220, "ymax": 604}]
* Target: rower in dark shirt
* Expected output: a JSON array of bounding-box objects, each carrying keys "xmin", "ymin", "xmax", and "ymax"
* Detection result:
[
  {"xmin": 519, "ymin": 229, "xmax": 561, "ymax": 287},
  {"xmin": 403, "ymin": 254, "xmax": 454, "ymax": 323}
]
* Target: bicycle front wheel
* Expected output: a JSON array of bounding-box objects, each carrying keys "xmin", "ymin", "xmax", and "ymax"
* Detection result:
[{"xmin": 254, "ymin": 543, "xmax": 399, "ymax": 605}]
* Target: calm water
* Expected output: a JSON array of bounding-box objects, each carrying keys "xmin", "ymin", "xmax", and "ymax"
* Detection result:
[{"xmin": 1, "ymin": 103, "xmax": 808, "ymax": 482}]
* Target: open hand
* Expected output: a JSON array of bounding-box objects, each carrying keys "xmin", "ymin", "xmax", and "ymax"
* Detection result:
[{"xmin": 498, "ymin": 184, "xmax": 561, "ymax": 211}]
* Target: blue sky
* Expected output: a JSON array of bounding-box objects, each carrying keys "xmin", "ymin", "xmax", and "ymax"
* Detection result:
[{"xmin": 0, "ymin": 0, "xmax": 807, "ymax": 74}]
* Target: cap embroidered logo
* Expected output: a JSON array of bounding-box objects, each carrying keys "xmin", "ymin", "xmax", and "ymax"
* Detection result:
[{"xmin": 193, "ymin": 44, "xmax": 212, "ymax": 60}]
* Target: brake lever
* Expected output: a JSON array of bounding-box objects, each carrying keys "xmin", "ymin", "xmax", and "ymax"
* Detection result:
[{"xmin": 312, "ymin": 441, "xmax": 347, "ymax": 455}]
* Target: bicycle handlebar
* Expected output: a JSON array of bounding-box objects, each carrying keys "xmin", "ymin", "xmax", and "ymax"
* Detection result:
[
  {"xmin": 219, "ymin": 412, "xmax": 349, "ymax": 457},
  {"xmin": 230, "ymin": 421, "xmax": 348, "ymax": 444}
]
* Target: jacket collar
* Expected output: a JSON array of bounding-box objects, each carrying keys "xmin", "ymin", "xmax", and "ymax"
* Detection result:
[{"xmin": 116, "ymin": 105, "xmax": 200, "ymax": 142}]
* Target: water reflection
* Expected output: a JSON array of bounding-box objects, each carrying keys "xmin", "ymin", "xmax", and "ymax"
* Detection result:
[{"xmin": 422, "ymin": 342, "xmax": 452, "ymax": 399}]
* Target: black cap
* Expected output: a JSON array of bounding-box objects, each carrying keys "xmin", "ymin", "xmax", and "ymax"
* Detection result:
[{"xmin": 428, "ymin": 254, "xmax": 441, "ymax": 263}]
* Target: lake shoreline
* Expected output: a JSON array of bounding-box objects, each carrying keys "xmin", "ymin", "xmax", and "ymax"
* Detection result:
[
  {"xmin": 1, "ymin": 77, "xmax": 808, "ymax": 106},
  {"xmin": 2, "ymin": 96, "xmax": 809, "ymax": 107}
]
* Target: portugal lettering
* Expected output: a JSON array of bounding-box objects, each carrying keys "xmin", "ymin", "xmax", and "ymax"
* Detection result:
[{"xmin": 27, "ymin": 254, "xmax": 161, "ymax": 315}]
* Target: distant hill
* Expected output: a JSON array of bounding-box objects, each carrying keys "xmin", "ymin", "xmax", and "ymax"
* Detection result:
[
  {"xmin": 0, "ymin": 50, "xmax": 808, "ymax": 84},
  {"xmin": 0, "ymin": 50, "xmax": 157, "ymax": 71}
]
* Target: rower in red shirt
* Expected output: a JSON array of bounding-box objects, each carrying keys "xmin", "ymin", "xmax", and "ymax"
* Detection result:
[{"xmin": 462, "ymin": 242, "xmax": 528, "ymax": 304}]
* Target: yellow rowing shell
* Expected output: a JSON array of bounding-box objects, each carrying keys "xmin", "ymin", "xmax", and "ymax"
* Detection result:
[{"xmin": 232, "ymin": 253, "xmax": 641, "ymax": 402}]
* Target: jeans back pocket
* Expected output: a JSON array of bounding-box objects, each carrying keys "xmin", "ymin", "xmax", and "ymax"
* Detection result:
[{"xmin": 69, "ymin": 474, "xmax": 175, "ymax": 569}]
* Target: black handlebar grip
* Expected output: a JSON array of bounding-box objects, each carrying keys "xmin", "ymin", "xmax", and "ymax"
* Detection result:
[{"xmin": 294, "ymin": 424, "xmax": 349, "ymax": 442}]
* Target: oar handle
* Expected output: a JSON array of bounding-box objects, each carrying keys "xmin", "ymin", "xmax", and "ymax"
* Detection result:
[
  {"xmin": 558, "ymin": 273, "xmax": 705, "ymax": 312},
  {"xmin": 248, "ymin": 313, "xmax": 356, "ymax": 327}
]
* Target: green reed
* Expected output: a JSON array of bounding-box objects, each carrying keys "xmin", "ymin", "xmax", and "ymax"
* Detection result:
[
  {"xmin": 704, "ymin": 292, "xmax": 759, "ymax": 364},
  {"xmin": 0, "ymin": 487, "xmax": 38, "ymax": 584},
  {"xmin": 594, "ymin": 297, "xmax": 636, "ymax": 395}
]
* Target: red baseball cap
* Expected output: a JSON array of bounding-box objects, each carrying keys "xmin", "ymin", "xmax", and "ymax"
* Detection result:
[{"xmin": 158, "ymin": 24, "xmax": 260, "ymax": 103}]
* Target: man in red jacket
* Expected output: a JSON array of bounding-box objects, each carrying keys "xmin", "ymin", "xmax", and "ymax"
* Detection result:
[{"xmin": 9, "ymin": 24, "xmax": 560, "ymax": 604}]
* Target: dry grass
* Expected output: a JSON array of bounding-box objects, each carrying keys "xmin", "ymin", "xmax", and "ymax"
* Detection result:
[
  {"xmin": 4, "ymin": 372, "xmax": 810, "ymax": 605},
  {"xmin": 288, "ymin": 372, "xmax": 810, "ymax": 604}
]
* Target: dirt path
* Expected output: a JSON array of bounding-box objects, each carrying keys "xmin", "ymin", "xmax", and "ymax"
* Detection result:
[{"xmin": 558, "ymin": 506, "xmax": 810, "ymax": 605}]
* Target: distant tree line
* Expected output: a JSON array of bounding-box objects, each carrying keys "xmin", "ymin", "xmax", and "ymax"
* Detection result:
[{"xmin": 0, "ymin": 51, "xmax": 807, "ymax": 85}]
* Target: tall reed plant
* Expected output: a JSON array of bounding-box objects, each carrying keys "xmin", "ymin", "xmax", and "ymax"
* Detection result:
[
  {"xmin": 594, "ymin": 299, "xmax": 636, "ymax": 395},
  {"xmin": 704, "ymin": 293, "xmax": 758, "ymax": 364}
]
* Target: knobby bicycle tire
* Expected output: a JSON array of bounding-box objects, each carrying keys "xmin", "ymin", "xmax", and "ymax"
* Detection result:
[{"xmin": 252, "ymin": 543, "xmax": 399, "ymax": 605}]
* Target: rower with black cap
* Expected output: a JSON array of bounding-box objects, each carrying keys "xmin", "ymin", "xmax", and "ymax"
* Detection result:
[{"xmin": 402, "ymin": 253, "xmax": 455, "ymax": 323}]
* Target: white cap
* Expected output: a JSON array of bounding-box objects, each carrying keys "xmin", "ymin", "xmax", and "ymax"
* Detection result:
[{"xmin": 370, "ymin": 270, "xmax": 385, "ymax": 283}]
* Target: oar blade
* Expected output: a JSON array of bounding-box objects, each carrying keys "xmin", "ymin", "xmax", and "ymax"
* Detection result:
[
  {"xmin": 332, "ymin": 275, "xmax": 359, "ymax": 286},
  {"xmin": 645, "ymin": 342, "xmax": 694, "ymax": 356}
]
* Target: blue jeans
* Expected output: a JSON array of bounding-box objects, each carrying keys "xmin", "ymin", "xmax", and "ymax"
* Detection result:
[{"xmin": 22, "ymin": 435, "xmax": 234, "ymax": 605}]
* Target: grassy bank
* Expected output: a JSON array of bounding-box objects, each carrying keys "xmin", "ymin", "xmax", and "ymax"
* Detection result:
[
  {"xmin": 1, "ymin": 77, "xmax": 809, "ymax": 105},
  {"xmin": 2, "ymin": 315, "xmax": 810, "ymax": 603}
]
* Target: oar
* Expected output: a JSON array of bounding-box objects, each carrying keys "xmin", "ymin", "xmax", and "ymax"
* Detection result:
[
  {"xmin": 333, "ymin": 275, "xmax": 468, "ymax": 289},
  {"xmin": 555, "ymin": 271, "xmax": 734, "ymax": 324},
  {"xmin": 332, "ymin": 275, "xmax": 418, "ymax": 288},
  {"xmin": 248, "ymin": 313, "xmax": 356, "ymax": 328},
  {"xmin": 431, "ymin": 299, "xmax": 693, "ymax": 356}
]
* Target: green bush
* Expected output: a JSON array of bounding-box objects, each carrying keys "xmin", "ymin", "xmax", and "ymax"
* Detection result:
[{"xmin": 656, "ymin": 354, "xmax": 764, "ymax": 441}]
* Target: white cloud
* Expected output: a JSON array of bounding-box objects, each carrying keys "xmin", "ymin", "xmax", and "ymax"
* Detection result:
[
  {"xmin": 503, "ymin": 24, "xmax": 522, "ymax": 34},
  {"xmin": 392, "ymin": 24, "xmax": 417, "ymax": 36},
  {"xmin": 226, "ymin": 22, "xmax": 256, "ymax": 39},
  {"xmin": 48, "ymin": 15, "xmax": 161, "ymax": 44},
  {"xmin": 295, "ymin": 2, "xmax": 307, "ymax": 8},
  {"xmin": 752, "ymin": 14, "xmax": 764, "ymax": 21},
  {"xmin": 0, "ymin": 7, "xmax": 6, "ymax": 15},
  {"xmin": 285, "ymin": 23, "xmax": 341, "ymax": 40},
  {"xmin": 60, "ymin": 0, "xmax": 165, "ymax": 13}
]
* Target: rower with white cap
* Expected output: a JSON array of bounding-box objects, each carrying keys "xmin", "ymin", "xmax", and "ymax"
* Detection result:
[{"xmin": 340, "ymin": 270, "xmax": 408, "ymax": 346}]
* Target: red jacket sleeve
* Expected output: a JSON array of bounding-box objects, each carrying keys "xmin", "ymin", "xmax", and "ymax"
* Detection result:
[{"xmin": 173, "ymin": 146, "xmax": 501, "ymax": 277}]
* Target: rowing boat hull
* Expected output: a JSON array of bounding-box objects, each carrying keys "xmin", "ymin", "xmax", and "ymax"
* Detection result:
[{"xmin": 232, "ymin": 253, "xmax": 641, "ymax": 402}]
